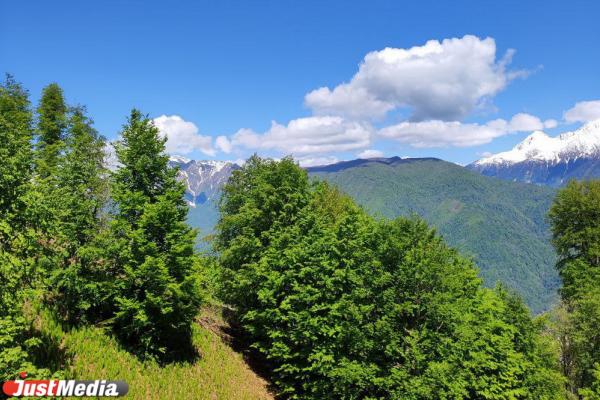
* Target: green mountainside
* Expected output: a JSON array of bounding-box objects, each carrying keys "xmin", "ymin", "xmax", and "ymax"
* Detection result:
[{"xmin": 308, "ymin": 157, "xmax": 559, "ymax": 313}]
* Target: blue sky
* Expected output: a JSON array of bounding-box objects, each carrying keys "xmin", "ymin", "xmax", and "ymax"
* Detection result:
[{"xmin": 2, "ymin": 0, "xmax": 599, "ymax": 165}]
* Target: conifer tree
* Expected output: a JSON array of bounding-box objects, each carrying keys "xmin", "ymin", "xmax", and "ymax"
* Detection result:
[
  {"xmin": 0, "ymin": 75, "xmax": 33, "ymax": 219},
  {"xmin": 35, "ymin": 83, "xmax": 67, "ymax": 179},
  {"xmin": 0, "ymin": 75, "xmax": 50, "ymax": 380},
  {"xmin": 50, "ymin": 106, "xmax": 109, "ymax": 324},
  {"xmin": 109, "ymin": 109, "xmax": 201, "ymax": 359},
  {"xmin": 28, "ymin": 83, "xmax": 69, "ymax": 275}
]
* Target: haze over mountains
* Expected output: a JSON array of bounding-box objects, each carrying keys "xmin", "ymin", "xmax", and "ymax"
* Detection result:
[
  {"xmin": 469, "ymin": 119, "xmax": 600, "ymax": 186},
  {"xmin": 171, "ymin": 155, "xmax": 561, "ymax": 313}
]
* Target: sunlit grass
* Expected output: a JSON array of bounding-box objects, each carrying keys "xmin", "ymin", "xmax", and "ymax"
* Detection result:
[{"xmin": 34, "ymin": 307, "xmax": 273, "ymax": 400}]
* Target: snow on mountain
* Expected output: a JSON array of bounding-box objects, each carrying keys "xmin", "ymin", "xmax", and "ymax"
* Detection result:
[
  {"xmin": 168, "ymin": 157, "xmax": 240, "ymax": 206},
  {"xmin": 169, "ymin": 155, "xmax": 192, "ymax": 164},
  {"xmin": 473, "ymin": 120, "xmax": 600, "ymax": 166},
  {"xmin": 468, "ymin": 120, "xmax": 600, "ymax": 186}
]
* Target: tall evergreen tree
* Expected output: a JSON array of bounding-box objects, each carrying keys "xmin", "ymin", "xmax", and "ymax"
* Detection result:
[
  {"xmin": 0, "ymin": 74, "xmax": 33, "ymax": 302},
  {"xmin": 35, "ymin": 83, "xmax": 67, "ymax": 179},
  {"xmin": 108, "ymin": 109, "xmax": 201, "ymax": 359},
  {"xmin": 50, "ymin": 106, "xmax": 110, "ymax": 324},
  {"xmin": 27, "ymin": 83, "xmax": 69, "ymax": 276},
  {"xmin": 0, "ymin": 75, "xmax": 33, "ymax": 219},
  {"xmin": 0, "ymin": 75, "xmax": 51, "ymax": 380}
]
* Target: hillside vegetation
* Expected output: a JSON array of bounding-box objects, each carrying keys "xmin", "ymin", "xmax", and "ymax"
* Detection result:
[
  {"xmin": 6, "ymin": 76, "xmax": 600, "ymax": 399},
  {"xmin": 29, "ymin": 304, "xmax": 273, "ymax": 400},
  {"xmin": 213, "ymin": 155, "xmax": 565, "ymax": 399},
  {"xmin": 309, "ymin": 157, "xmax": 559, "ymax": 313}
]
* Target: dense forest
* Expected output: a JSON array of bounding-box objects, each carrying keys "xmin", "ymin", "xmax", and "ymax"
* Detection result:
[
  {"xmin": 308, "ymin": 157, "xmax": 559, "ymax": 314},
  {"xmin": 1, "ymin": 76, "xmax": 599, "ymax": 399}
]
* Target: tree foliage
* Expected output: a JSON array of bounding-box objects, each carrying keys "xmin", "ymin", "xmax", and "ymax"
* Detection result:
[
  {"xmin": 216, "ymin": 156, "xmax": 565, "ymax": 399},
  {"xmin": 2, "ymin": 78, "xmax": 205, "ymax": 378},
  {"xmin": 309, "ymin": 158, "xmax": 559, "ymax": 314},
  {"xmin": 35, "ymin": 82, "xmax": 67, "ymax": 179},
  {"xmin": 0, "ymin": 75, "xmax": 52, "ymax": 380},
  {"xmin": 548, "ymin": 179, "xmax": 600, "ymax": 397},
  {"xmin": 108, "ymin": 109, "xmax": 202, "ymax": 359},
  {"xmin": 48, "ymin": 106, "xmax": 110, "ymax": 324}
]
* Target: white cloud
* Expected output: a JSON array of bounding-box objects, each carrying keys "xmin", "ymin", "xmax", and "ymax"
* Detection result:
[
  {"xmin": 379, "ymin": 120, "xmax": 505, "ymax": 147},
  {"xmin": 357, "ymin": 149, "xmax": 384, "ymax": 159},
  {"xmin": 490, "ymin": 113, "xmax": 556, "ymax": 132},
  {"xmin": 506, "ymin": 113, "xmax": 546, "ymax": 131},
  {"xmin": 231, "ymin": 116, "xmax": 372, "ymax": 154},
  {"xmin": 152, "ymin": 115, "xmax": 215, "ymax": 156},
  {"xmin": 305, "ymin": 35, "xmax": 526, "ymax": 121},
  {"xmin": 564, "ymin": 100, "xmax": 600, "ymax": 123},
  {"xmin": 297, "ymin": 156, "xmax": 339, "ymax": 167},
  {"xmin": 378, "ymin": 113, "xmax": 548, "ymax": 148},
  {"xmin": 215, "ymin": 135, "xmax": 232, "ymax": 153}
]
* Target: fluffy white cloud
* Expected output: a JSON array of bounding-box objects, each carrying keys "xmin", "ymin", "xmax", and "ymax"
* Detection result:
[
  {"xmin": 152, "ymin": 115, "xmax": 215, "ymax": 156},
  {"xmin": 490, "ymin": 113, "xmax": 557, "ymax": 132},
  {"xmin": 215, "ymin": 135, "xmax": 232, "ymax": 153},
  {"xmin": 357, "ymin": 149, "xmax": 384, "ymax": 159},
  {"xmin": 564, "ymin": 100, "xmax": 600, "ymax": 123},
  {"xmin": 305, "ymin": 35, "xmax": 526, "ymax": 121},
  {"xmin": 231, "ymin": 116, "xmax": 372, "ymax": 154},
  {"xmin": 379, "ymin": 120, "xmax": 505, "ymax": 147},
  {"xmin": 378, "ymin": 113, "xmax": 550, "ymax": 148},
  {"xmin": 506, "ymin": 113, "xmax": 546, "ymax": 131},
  {"xmin": 297, "ymin": 156, "xmax": 339, "ymax": 167}
]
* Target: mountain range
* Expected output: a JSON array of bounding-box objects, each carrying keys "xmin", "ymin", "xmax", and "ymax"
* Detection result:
[
  {"xmin": 171, "ymin": 156, "xmax": 559, "ymax": 313},
  {"xmin": 168, "ymin": 157, "xmax": 239, "ymax": 239},
  {"xmin": 468, "ymin": 119, "xmax": 600, "ymax": 186}
]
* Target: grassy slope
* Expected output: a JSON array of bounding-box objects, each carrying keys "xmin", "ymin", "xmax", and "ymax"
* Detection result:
[
  {"xmin": 309, "ymin": 158, "xmax": 559, "ymax": 313},
  {"xmin": 35, "ymin": 307, "xmax": 273, "ymax": 400}
]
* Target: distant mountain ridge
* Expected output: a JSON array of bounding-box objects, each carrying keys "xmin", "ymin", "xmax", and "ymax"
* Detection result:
[
  {"xmin": 468, "ymin": 120, "xmax": 600, "ymax": 186},
  {"xmin": 169, "ymin": 157, "xmax": 240, "ymax": 207},
  {"xmin": 171, "ymin": 155, "xmax": 559, "ymax": 313},
  {"xmin": 168, "ymin": 157, "xmax": 239, "ymax": 237},
  {"xmin": 309, "ymin": 157, "xmax": 558, "ymax": 313},
  {"xmin": 306, "ymin": 156, "xmax": 441, "ymax": 172}
]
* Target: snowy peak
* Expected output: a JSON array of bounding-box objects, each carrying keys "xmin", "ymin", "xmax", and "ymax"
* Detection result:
[
  {"xmin": 474, "ymin": 120, "xmax": 600, "ymax": 166},
  {"xmin": 168, "ymin": 158, "xmax": 241, "ymax": 206},
  {"xmin": 468, "ymin": 120, "xmax": 600, "ymax": 187},
  {"xmin": 169, "ymin": 155, "xmax": 192, "ymax": 164}
]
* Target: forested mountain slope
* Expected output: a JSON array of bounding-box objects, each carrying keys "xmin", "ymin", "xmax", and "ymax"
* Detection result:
[
  {"xmin": 308, "ymin": 157, "xmax": 559, "ymax": 313},
  {"xmin": 177, "ymin": 156, "xmax": 559, "ymax": 313}
]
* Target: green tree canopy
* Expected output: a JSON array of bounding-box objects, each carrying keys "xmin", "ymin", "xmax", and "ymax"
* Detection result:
[
  {"xmin": 108, "ymin": 109, "xmax": 202, "ymax": 360},
  {"xmin": 35, "ymin": 82, "xmax": 67, "ymax": 179},
  {"xmin": 49, "ymin": 106, "xmax": 110, "ymax": 324},
  {"xmin": 0, "ymin": 75, "xmax": 52, "ymax": 381},
  {"xmin": 547, "ymin": 180, "xmax": 600, "ymax": 396},
  {"xmin": 216, "ymin": 156, "xmax": 565, "ymax": 399},
  {"xmin": 549, "ymin": 180, "xmax": 600, "ymax": 300}
]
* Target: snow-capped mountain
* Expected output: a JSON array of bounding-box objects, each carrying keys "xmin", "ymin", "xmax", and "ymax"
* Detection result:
[
  {"xmin": 168, "ymin": 157, "xmax": 240, "ymax": 206},
  {"xmin": 468, "ymin": 120, "xmax": 600, "ymax": 186}
]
